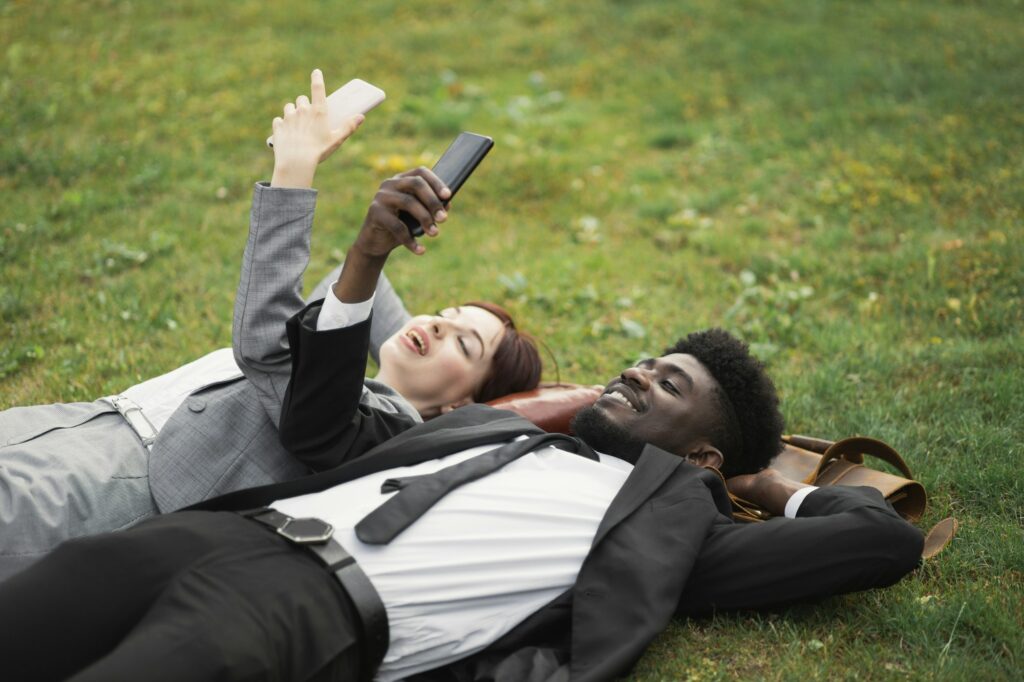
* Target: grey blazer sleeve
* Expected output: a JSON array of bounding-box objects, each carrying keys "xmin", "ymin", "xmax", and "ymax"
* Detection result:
[
  {"xmin": 306, "ymin": 263, "xmax": 412, "ymax": 364},
  {"xmin": 232, "ymin": 182, "xmax": 318, "ymax": 427}
]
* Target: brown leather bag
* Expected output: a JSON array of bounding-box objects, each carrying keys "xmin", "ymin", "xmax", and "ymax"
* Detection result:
[
  {"xmin": 728, "ymin": 434, "xmax": 956, "ymax": 558},
  {"xmin": 488, "ymin": 385, "xmax": 955, "ymax": 558}
]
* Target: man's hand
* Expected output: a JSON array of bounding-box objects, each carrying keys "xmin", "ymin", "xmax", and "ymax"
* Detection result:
[
  {"xmin": 726, "ymin": 468, "xmax": 807, "ymax": 517},
  {"xmin": 270, "ymin": 69, "xmax": 364, "ymax": 189},
  {"xmin": 352, "ymin": 167, "xmax": 452, "ymax": 258},
  {"xmin": 331, "ymin": 167, "xmax": 452, "ymax": 304}
]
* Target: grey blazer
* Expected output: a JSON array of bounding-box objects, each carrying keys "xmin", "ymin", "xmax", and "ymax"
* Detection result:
[
  {"xmin": 0, "ymin": 184, "xmax": 418, "ymax": 581},
  {"xmin": 148, "ymin": 183, "xmax": 419, "ymax": 511}
]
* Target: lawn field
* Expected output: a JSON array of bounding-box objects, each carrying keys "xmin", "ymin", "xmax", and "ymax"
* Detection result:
[{"xmin": 1, "ymin": 0, "xmax": 1021, "ymax": 679}]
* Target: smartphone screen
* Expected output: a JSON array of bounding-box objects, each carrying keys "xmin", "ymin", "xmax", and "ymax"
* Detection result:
[{"xmin": 403, "ymin": 132, "xmax": 494, "ymax": 237}]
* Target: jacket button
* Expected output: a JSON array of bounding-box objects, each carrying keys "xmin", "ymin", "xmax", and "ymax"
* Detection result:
[{"xmin": 187, "ymin": 398, "xmax": 206, "ymax": 413}]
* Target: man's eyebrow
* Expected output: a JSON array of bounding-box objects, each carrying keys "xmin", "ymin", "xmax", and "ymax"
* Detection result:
[
  {"xmin": 670, "ymin": 366, "xmax": 695, "ymax": 390},
  {"xmin": 641, "ymin": 358, "xmax": 695, "ymax": 389}
]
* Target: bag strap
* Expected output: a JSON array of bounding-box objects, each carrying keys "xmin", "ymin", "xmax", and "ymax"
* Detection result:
[{"xmin": 809, "ymin": 436, "xmax": 915, "ymax": 482}]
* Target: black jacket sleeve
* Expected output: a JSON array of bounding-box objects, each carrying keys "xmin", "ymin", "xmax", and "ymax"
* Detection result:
[
  {"xmin": 676, "ymin": 486, "xmax": 924, "ymax": 616},
  {"xmin": 278, "ymin": 301, "xmax": 418, "ymax": 472}
]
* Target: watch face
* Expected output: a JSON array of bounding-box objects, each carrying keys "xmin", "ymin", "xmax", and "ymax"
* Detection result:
[{"xmin": 280, "ymin": 518, "xmax": 333, "ymax": 543}]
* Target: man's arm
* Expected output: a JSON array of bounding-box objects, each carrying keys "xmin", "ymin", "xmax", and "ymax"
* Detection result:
[
  {"xmin": 277, "ymin": 302, "xmax": 419, "ymax": 472},
  {"xmin": 278, "ymin": 167, "xmax": 453, "ymax": 470},
  {"xmin": 232, "ymin": 70, "xmax": 364, "ymax": 426},
  {"xmin": 676, "ymin": 476, "xmax": 924, "ymax": 616},
  {"xmin": 307, "ymin": 264, "xmax": 411, "ymax": 364}
]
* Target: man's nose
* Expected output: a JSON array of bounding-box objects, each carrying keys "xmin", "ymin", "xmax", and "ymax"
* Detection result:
[{"xmin": 620, "ymin": 366, "xmax": 652, "ymax": 390}]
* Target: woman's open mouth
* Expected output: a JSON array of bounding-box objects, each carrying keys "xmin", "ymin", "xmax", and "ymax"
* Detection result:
[{"xmin": 403, "ymin": 327, "xmax": 430, "ymax": 356}]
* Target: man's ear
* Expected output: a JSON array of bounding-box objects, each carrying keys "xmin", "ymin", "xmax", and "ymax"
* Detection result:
[
  {"xmin": 685, "ymin": 444, "xmax": 724, "ymax": 470},
  {"xmin": 439, "ymin": 396, "xmax": 474, "ymax": 415}
]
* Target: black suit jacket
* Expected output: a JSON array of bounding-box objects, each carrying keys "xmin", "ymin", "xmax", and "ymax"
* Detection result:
[{"xmin": 193, "ymin": 306, "xmax": 925, "ymax": 681}]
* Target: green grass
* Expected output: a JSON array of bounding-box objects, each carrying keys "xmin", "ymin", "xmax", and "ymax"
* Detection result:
[{"xmin": 2, "ymin": 0, "xmax": 1022, "ymax": 678}]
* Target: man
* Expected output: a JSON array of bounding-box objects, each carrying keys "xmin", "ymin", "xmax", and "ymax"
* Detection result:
[{"xmin": 0, "ymin": 312, "xmax": 924, "ymax": 682}]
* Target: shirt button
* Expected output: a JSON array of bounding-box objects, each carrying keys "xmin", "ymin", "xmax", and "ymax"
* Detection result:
[{"xmin": 187, "ymin": 398, "xmax": 206, "ymax": 413}]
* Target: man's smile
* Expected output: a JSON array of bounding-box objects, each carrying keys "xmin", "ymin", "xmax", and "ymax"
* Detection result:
[{"xmin": 597, "ymin": 383, "xmax": 645, "ymax": 413}]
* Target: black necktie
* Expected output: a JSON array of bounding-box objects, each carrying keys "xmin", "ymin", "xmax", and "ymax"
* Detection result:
[{"xmin": 355, "ymin": 432, "xmax": 596, "ymax": 545}]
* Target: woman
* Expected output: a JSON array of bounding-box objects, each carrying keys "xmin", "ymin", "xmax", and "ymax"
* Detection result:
[{"xmin": 0, "ymin": 70, "xmax": 540, "ymax": 581}]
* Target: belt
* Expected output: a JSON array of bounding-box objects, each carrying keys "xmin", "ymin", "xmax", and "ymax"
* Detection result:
[
  {"xmin": 241, "ymin": 508, "xmax": 389, "ymax": 682},
  {"xmin": 106, "ymin": 395, "xmax": 158, "ymax": 448}
]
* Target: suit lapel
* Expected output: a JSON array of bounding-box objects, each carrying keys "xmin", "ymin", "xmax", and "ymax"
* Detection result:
[{"xmin": 591, "ymin": 444, "xmax": 683, "ymax": 547}]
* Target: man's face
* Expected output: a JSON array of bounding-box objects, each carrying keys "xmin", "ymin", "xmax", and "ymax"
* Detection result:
[{"xmin": 573, "ymin": 353, "xmax": 722, "ymax": 461}]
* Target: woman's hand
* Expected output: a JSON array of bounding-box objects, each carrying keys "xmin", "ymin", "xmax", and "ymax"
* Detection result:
[
  {"xmin": 352, "ymin": 167, "xmax": 452, "ymax": 258},
  {"xmin": 270, "ymin": 69, "xmax": 364, "ymax": 189}
]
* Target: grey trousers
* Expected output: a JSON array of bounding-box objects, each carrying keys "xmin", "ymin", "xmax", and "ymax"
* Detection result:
[
  {"xmin": 0, "ymin": 403, "xmax": 156, "ymax": 582},
  {"xmin": 0, "ymin": 269, "xmax": 410, "ymax": 583}
]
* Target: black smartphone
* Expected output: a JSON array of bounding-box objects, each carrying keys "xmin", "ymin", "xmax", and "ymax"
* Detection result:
[{"xmin": 401, "ymin": 131, "xmax": 494, "ymax": 237}]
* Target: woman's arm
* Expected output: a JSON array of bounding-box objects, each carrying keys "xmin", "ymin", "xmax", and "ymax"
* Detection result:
[{"xmin": 232, "ymin": 69, "xmax": 364, "ymax": 426}]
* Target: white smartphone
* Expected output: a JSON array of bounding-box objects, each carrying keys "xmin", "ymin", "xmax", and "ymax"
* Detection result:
[{"xmin": 266, "ymin": 78, "xmax": 386, "ymax": 148}]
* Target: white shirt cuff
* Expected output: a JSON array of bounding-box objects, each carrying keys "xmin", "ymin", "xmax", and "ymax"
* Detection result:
[
  {"xmin": 784, "ymin": 485, "xmax": 819, "ymax": 519},
  {"xmin": 316, "ymin": 284, "xmax": 375, "ymax": 331}
]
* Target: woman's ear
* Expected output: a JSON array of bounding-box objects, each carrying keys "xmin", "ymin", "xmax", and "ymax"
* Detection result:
[
  {"xmin": 439, "ymin": 396, "xmax": 474, "ymax": 415},
  {"xmin": 686, "ymin": 444, "xmax": 724, "ymax": 470}
]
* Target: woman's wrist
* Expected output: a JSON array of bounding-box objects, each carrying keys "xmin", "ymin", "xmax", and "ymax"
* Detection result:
[{"xmin": 270, "ymin": 159, "xmax": 317, "ymax": 189}]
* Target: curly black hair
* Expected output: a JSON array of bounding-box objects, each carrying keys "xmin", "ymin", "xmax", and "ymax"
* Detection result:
[{"xmin": 666, "ymin": 328, "xmax": 784, "ymax": 477}]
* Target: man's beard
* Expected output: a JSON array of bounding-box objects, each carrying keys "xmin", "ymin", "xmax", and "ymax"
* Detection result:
[{"xmin": 572, "ymin": 405, "xmax": 647, "ymax": 464}]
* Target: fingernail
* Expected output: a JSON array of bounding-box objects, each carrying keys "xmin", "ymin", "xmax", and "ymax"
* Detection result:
[
  {"xmin": 435, "ymin": 210, "xmax": 447, "ymax": 222},
  {"xmin": 440, "ymin": 187, "xmax": 452, "ymax": 199}
]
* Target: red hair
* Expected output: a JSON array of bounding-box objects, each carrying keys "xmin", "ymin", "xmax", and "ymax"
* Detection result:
[{"xmin": 463, "ymin": 300, "xmax": 542, "ymax": 403}]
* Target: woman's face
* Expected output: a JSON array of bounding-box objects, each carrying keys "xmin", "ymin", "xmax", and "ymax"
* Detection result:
[{"xmin": 377, "ymin": 305, "xmax": 507, "ymax": 416}]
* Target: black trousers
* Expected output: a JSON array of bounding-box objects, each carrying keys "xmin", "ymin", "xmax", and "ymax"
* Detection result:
[{"xmin": 0, "ymin": 511, "xmax": 364, "ymax": 682}]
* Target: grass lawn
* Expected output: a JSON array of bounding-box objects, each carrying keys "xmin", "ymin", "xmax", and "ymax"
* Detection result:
[{"xmin": 2, "ymin": 0, "xmax": 1021, "ymax": 679}]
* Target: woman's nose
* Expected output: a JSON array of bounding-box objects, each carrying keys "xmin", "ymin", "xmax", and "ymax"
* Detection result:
[{"xmin": 430, "ymin": 318, "xmax": 449, "ymax": 338}]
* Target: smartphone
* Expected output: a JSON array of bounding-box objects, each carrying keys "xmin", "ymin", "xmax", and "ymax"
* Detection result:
[
  {"xmin": 266, "ymin": 78, "xmax": 386, "ymax": 148},
  {"xmin": 401, "ymin": 132, "xmax": 495, "ymax": 237}
]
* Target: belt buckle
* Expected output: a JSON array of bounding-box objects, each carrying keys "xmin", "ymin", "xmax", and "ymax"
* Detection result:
[
  {"xmin": 109, "ymin": 395, "xmax": 158, "ymax": 447},
  {"xmin": 277, "ymin": 517, "xmax": 334, "ymax": 545}
]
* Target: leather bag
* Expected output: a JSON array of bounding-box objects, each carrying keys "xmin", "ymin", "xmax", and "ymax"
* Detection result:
[{"xmin": 725, "ymin": 434, "xmax": 956, "ymax": 558}]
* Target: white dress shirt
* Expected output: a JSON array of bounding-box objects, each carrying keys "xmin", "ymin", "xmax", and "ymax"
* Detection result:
[
  {"xmin": 104, "ymin": 348, "xmax": 243, "ymax": 440},
  {"xmin": 272, "ymin": 439, "xmax": 635, "ymax": 681}
]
